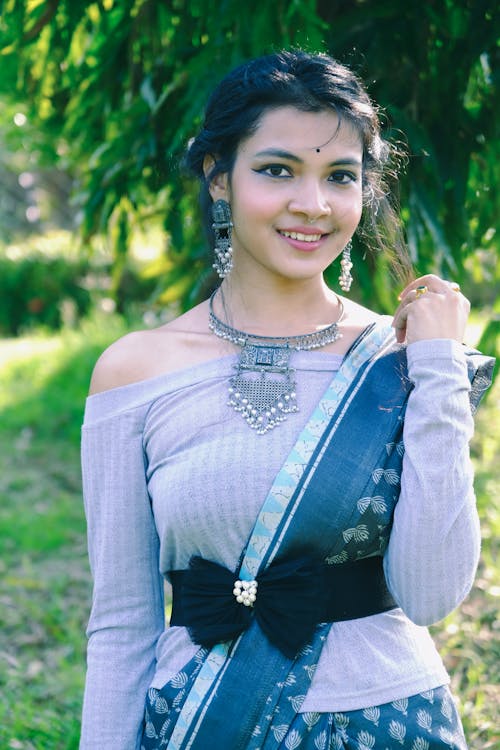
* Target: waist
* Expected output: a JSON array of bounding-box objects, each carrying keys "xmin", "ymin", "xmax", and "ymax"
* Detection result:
[{"xmin": 169, "ymin": 554, "xmax": 397, "ymax": 658}]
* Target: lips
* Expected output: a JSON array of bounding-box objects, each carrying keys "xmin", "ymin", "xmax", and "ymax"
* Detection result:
[{"xmin": 277, "ymin": 228, "xmax": 329, "ymax": 252}]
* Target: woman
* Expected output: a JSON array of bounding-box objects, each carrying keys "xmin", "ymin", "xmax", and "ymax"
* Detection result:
[{"xmin": 80, "ymin": 51, "xmax": 494, "ymax": 749}]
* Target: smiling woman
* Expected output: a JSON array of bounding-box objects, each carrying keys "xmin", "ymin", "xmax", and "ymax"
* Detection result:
[{"xmin": 79, "ymin": 50, "xmax": 495, "ymax": 750}]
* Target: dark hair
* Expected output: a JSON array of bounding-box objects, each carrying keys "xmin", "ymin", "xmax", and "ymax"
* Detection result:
[{"xmin": 185, "ymin": 49, "xmax": 411, "ymax": 279}]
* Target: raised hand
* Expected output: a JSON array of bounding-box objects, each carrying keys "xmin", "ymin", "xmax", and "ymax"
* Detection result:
[{"xmin": 392, "ymin": 274, "xmax": 470, "ymax": 344}]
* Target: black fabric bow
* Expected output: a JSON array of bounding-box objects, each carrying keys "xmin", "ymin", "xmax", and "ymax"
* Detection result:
[{"xmin": 178, "ymin": 555, "xmax": 325, "ymax": 659}]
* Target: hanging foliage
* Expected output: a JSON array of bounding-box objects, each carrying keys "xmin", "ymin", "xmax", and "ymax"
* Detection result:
[{"xmin": 0, "ymin": 0, "xmax": 498, "ymax": 345}]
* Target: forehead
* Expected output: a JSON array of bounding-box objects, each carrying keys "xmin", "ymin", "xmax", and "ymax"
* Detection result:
[{"xmin": 238, "ymin": 106, "xmax": 363, "ymax": 158}]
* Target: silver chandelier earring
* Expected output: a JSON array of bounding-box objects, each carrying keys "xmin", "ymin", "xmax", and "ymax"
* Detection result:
[
  {"xmin": 211, "ymin": 199, "xmax": 233, "ymax": 278},
  {"xmin": 339, "ymin": 240, "xmax": 353, "ymax": 292}
]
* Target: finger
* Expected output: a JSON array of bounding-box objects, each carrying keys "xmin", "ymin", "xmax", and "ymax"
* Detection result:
[
  {"xmin": 393, "ymin": 286, "xmax": 438, "ymax": 320},
  {"xmin": 392, "ymin": 297, "xmax": 411, "ymax": 335},
  {"xmin": 414, "ymin": 284, "xmax": 428, "ymax": 299},
  {"xmin": 392, "ymin": 286, "xmax": 445, "ymax": 340},
  {"xmin": 398, "ymin": 274, "xmax": 457, "ymax": 300},
  {"xmin": 398, "ymin": 275, "xmax": 435, "ymax": 300}
]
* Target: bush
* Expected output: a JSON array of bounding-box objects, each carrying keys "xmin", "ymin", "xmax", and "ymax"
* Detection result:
[{"xmin": 0, "ymin": 253, "xmax": 92, "ymax": 335}]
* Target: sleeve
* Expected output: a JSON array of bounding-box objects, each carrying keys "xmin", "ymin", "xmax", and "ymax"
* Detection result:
[
  {"xmin": 383, "ymin": 339, "xmax": 495, "ymax": 625},
  {"xmin": 79, "ymin": 404, "xmax": 165, "ymax": 750}
]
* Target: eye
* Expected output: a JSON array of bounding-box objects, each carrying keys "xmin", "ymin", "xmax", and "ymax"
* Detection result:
[
  {"xmin": 328, "ymin": 170, "xmax": 358, "ymax": 184},
  {"xmin": 255, "ymin": 164, "xmax": 292, "ymax": 178}
]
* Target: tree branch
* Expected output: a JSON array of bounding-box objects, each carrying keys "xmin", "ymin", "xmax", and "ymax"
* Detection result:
[{"xmin": 22, "ymin": 0, "xmax": 60, "ymax": 42}]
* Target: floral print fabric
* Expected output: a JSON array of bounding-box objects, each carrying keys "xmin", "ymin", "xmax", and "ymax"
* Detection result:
[{"xmin": 142, "ymin": 681, "xmax": 467, "ymax": 749}]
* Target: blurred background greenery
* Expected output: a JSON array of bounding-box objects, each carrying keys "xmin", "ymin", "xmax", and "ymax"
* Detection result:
[
  {"xmin": 0, "ymin": 1, "xmax": 498, "ymax": 748},
  {"xmin": 0, "ymin": 0, "xmax": 499, "ymax": 330}
]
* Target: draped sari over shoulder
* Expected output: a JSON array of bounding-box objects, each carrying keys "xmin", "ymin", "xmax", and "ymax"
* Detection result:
[{"xmin": 138, "ymin": 320, "xmax": 494, "ymax": 750}]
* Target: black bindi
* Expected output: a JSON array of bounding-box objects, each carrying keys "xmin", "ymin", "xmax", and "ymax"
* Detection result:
[{"xmin": 316, "ymin": 148, "xmax": 321, "ymax": 153}]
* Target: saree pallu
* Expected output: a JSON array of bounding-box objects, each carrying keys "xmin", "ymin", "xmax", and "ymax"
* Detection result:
[{"xmin": 140, "ymin": 322, "xmax": 494, "ymax": 750}]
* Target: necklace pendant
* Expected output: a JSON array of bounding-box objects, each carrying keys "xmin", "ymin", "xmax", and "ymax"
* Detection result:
[
  {"xmin": 228, "ymin": 344, "xmax": 298, "ymax": 434},
  {"xmin": 239, "ymin": 344, "xmax": 290, "ymax": 371},
  {"xmin": 208, "ymin": 289, "xmax": 345, "ymax": 435}
]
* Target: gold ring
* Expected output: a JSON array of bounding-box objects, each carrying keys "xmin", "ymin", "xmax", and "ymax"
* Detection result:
[
  {"xmin": 450, "ymin": 282, "xmax": 460, "ymax": 293},
  {"xmin": 415, "ymin": 285, "xmax": 428, "ymax": 298}
]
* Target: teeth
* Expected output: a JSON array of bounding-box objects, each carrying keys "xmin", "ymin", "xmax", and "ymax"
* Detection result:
[{"xmin": 280, "ymin": 231, "xmax": 322, "ymax": 242}]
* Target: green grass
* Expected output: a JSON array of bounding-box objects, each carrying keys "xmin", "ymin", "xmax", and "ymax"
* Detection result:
[
  {"xmin": 0, "ymin": 315, "xmax": 127, "ymax": 750},
  {"xmin": 0, "ymin": 316, "xmax": 498, "ymax": 749}
]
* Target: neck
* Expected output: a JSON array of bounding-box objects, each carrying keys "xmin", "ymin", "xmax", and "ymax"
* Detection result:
[{"xmin": 217, "ymin": 275, "xmax": 342, "ymax": 336}]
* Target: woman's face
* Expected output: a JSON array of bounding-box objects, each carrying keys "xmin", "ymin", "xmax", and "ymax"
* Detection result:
[{"xmin": 210, "ymin": 106, "xmax": 364, "ymax": 286}]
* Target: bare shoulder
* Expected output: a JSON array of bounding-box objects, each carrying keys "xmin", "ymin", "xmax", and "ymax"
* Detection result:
[
  {"xmin": 89, "ymin": 300, "xmax": 226, "ymax": 395},
  {"xmin": 89, "ymin": 329, "xmax": 161, "ymax": 395}
]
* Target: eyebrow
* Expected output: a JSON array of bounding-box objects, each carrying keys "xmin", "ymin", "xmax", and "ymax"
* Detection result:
[{"xmin": 253, "ymin": 148, "xmax": 362, "ymax": 167}]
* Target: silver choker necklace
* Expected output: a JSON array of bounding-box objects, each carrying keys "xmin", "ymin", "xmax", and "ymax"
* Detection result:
[{"xmin": 208, "ymin": 290, "xmax": 344, "ymax": 434}]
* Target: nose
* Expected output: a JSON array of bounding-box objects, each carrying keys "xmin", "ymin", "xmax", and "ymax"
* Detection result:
[{"xmin": 288, "ymin": 179, "xmax": 331, "ymax": 221}]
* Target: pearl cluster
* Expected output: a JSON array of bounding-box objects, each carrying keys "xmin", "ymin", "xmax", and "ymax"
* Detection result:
[
  {"xmin": 339, "ymin": 241, "xmax": 353, "ymax": 292},
  {"xmin": 233, "ymin": 578, "xmax": 258, "ymax": 607},
  {"xmin": 213, "ymin": 243, "xmax": 233, "ymax": 278},
  {"xmin": 228, "ymin": 386, "xmax": 297, "ymax": 434}
]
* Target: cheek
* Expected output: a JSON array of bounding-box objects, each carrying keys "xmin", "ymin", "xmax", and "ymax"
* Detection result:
[
  {"xmin": 336, "ymin": 189, "xmax": 363, "ymax": 222},
  {"xmin": 232, "ymin": 191, "xmax": 278, "ymax": 226}
]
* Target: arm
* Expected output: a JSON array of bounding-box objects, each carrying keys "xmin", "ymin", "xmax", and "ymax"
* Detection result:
[
  {"xmin": 80, "ymin": 404, "xmax": 165, "ymax": 750},
  {"xmin": 384, "ymin": 338, "xmax": 479, "ymax": 624}
]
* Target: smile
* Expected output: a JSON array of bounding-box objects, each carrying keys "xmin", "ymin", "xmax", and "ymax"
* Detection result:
[{"xmin": 279, "ymin": 231, "xmax": 323, "ymax": 242}]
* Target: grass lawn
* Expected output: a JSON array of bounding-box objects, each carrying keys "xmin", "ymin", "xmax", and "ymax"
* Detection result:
[
  {"xmin": 0, "ymin": 318, "xmax": 498, "ymax": 749},
  {"xmin": 0, "ymin": 318, "xmax": 126, "ymax": 750}
]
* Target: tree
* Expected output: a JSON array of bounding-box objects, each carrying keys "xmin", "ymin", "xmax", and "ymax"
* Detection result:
[{"xmin": 1, "ymin": 0, "xmax": 498, "ymax": 351}]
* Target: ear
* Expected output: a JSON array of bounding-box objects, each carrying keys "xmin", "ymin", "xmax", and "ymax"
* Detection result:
[{"xmin": 203, "ymin": 155, "xmax": 229, "ymax": 202}]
